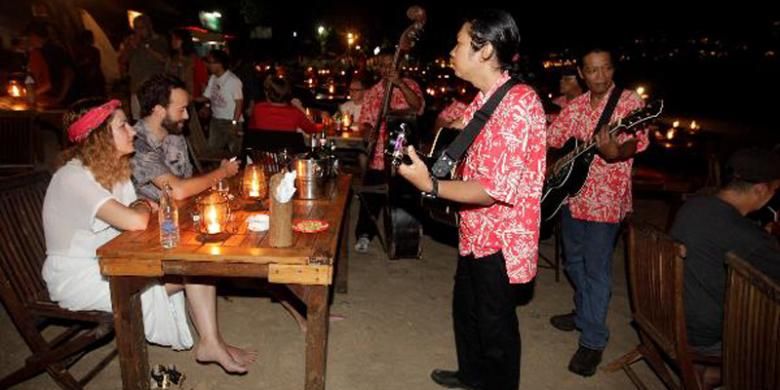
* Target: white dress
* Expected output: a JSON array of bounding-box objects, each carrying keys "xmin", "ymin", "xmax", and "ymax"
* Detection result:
[{"xmin": 41, "ymin": 159, "xmax": 193, "ymax": 350}]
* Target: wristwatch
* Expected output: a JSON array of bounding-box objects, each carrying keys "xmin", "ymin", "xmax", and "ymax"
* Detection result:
[{"xmin": 421, "ymin": 175, "xmax": 439, "ymax": 199}]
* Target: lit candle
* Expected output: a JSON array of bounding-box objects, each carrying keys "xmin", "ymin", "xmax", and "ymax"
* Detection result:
[
  {"xmin": 205, "ymin": 204, "xmax": 221, "ymax": 234},
  {"xmin": 328, "ymin": 84, "xmax": 335, "ymax": 94},
  {"xmin": 342, "ymin": 113, "xmax": 352, "ymax": 129},
  {"xmin": 249, "ymin": 169, "xmax": 260, "ymax": 197},
  {"xmin": 10, "ymin": 84, "xmax": 21, "ymax": 97}
]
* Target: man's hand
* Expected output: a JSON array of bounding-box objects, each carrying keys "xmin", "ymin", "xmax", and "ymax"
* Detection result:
[
  {"xmin": 386, "ymin": 69, "xmax": 402, "ymax": 87},
  {"xmin": 398, "ymin": 146, "xmax": 433, "ymax": 192},
  {"xmin": 220, "ymin": 159, "xmax": 240, "ymax": 178},
  {"xmin": 596, "ymin": 125, "xmax": 621, "ymax": 161}
]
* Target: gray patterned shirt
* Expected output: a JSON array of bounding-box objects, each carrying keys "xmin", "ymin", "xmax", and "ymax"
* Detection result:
[{"xmin": 131, "ymin": 119, "xmax": 193, "ymax": 201}]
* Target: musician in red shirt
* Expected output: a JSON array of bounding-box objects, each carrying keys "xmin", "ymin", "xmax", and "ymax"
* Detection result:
[
  {"xmin": 547, "ymin": 48, "xmax": 647, "ymax": 377},
  {"xmin": 353, "ymin": 50, "xmax": 424, "ymax": 252},
  {"xmin": 400, "ymin": 10, "xmax": 546, "ymax": 390}
]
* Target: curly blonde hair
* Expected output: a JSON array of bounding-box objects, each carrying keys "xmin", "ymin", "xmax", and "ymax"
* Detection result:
[{"xmin": 60, "ymin": 98, "xmax": 132, "ymax": 191}]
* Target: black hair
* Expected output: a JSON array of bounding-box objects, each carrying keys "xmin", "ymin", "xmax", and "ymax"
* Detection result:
[
  {"xmin": 263, "ymin": 75, "xmax": 292, "ymax": 103},
  {"xmin": 464, "ymin": 9, "xmax": 521, "ymax": 76},
  {"xmin": 208, "ymin": 49, "xmax": 230, "ymax": 69},
  {"xmin": 138, "ymin": 73, "xmax": 187, "ymax": 118}
]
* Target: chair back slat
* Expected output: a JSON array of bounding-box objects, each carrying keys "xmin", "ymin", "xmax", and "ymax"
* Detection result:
[
  {"xmin": 0, "ymin": 111, "xmax": 36, "ymax": 168},
  {"xmin": 723, "ymin": 252, "xmax": 780, "ymax": 390},
  {"xmin": 0, "ymin": 171, "xmax": 51, "ymax": 306},
  {"xmin": 627, "ymin": 223, "xmax": 686, "ymax": 355}
]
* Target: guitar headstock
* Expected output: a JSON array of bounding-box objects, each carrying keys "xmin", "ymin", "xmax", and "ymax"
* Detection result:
[
  {"xmin": 618, "ymin": 99, "xmax": 664, "ymax": 130},
  {"xmin": 387, "ymin": 123, "xmax": 412, "ymax": 167},
  {"xmin": 398, "ymin": 6, "xmax": 427, "ymax": 52}
]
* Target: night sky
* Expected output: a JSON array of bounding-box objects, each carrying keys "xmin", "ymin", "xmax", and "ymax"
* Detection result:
[{"xmin": 187, "ymin": 1, "xmax": 779, "ymax": 56}]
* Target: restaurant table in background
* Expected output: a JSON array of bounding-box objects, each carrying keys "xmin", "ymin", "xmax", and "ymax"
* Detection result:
[{"xmin": 98, "ymin": 175, "xmax": 352, "ymax": 390}]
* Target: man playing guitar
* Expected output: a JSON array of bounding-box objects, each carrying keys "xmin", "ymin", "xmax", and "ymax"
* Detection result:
[
  {"xmin": 354, "ymin": 50, "xmax": 425, "ymax": 253},
  {"xmin": 399, "ymin": 9, "xmax": 546, "ymax": 390},
  {"xmin": 546, "ymin": 47, "xmax": 648, "ymax": 377}
]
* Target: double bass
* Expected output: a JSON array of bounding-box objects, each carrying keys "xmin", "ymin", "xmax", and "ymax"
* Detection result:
[{"xmin": 363, "ymin": 6, "xmax": 426, "ymax": 259}]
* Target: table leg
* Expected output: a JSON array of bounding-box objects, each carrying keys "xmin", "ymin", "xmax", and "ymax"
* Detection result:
[
  {"xmin": 335, "ymin": 193, "xmax": 350, "ymax": 294},
  {"xmin": 304, "ymin": 285, "xmax": 330, "ymax": 390},
  {"xmin": 109, "ymin": 276, "xmax": 150, "ymax": 390}
]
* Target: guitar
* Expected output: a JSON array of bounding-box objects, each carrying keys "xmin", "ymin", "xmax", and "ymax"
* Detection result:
[
  {"xmin": 388, "ymin": 126, "xmax": 461, "ymax": 227},
  {"xmin": 540, "ymin": 99, "xmax": 664, "ymax": 224}
]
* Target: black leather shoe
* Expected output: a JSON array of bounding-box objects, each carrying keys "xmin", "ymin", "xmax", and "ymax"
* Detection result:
[
  {"xmin": 430, "ymin": 369, "xmax": 482, "ymax": 390},
  {"xmin": 550, "ymin": 311, "xmax": 577, "ymax": 332},
  {"xmin": 568, "ymin": 346, "xmax": 603, "ymax": 377}
]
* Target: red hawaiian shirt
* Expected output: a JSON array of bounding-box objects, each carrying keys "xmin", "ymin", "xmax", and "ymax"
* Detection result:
[
  {"xmin": 459, "ymin": 72, "xmax": 547, "ymax": 284},
  {"xmin": 358, "ymin": 78, "xmax": 424, "ymax": 170},
  {"xmin": 547, "ymin": 86, "xmax": 647, "ymax": 223}
]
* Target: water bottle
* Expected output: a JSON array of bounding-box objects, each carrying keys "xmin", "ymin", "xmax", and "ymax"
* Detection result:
[
  {"xmin": 158, "ymin": 183, "xmax": 179, "ymax": 249},
  {"xmin": 24, "ymin": 73, "xmax": 36, "ymax": 105}
]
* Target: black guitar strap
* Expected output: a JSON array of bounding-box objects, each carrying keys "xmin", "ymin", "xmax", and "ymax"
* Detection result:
[
  {"xmin": 592, "ymin": 87, "xmax": 623, "ymax": 138},
  {"xmin": 430, "ymin": 78, "xmax": 520, "ymax": 178}
]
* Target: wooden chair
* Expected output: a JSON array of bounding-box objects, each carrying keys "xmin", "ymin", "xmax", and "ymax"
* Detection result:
[
  {"xmin": 0, "ymin": 110, "xmax": 38, "ymax": 175},
  {"xmin": 723, "ymin": 252, "xmax": 780, "ymax": 390},
  {"xmin": 603, "ymin": 222, "xmax": 719, "ymax": 389},
  {"xmin": 185, "ymin": 106, "xmax": 230, "ymax": 173},
  {"xmin": 0, "ymin": 171, "xmax": 116, "ymax": 389}
]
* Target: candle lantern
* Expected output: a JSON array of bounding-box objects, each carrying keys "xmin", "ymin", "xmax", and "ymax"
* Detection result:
[
  {"xmin": 243, "ymin": 164, "xmax": 267, "ymax": 199},
  {"xmin": 7, "ymin": 80, "xmax": 25, "ymax": 98},
  {"xmin": 342, "ymin": 113, "xmax": 352, "ymax": 130},
  {"xmin": 196, "ymin": 190, "xmax": 231, "ymax": 236}
]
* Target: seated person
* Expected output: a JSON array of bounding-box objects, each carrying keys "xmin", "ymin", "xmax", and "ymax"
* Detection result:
[
  {"xmin": 339, "ymin": 77, "xmax": 367, "ymax": 124},
  {"xmin": 131, "ymin": 74, "xmax": 239, "ymax": 201},
  {"xmin": 670, "ymin": 148, "xmax": 780, "ymax": 386},
  {"xmin": 43, "ymin": 98, "xmax": 255, "ymax": 374},
  {"xmin": 248, "ymin": 75, "xmax": 318, "ymax": 133}
]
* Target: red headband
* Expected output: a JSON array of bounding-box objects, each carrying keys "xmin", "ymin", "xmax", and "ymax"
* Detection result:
[{"xmin": 67, "ymin": 99, "xmax": 122, "ymax": 143}]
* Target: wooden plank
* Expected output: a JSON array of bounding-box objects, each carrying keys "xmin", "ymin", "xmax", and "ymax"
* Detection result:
[
  {"xmin": 304, "ymin": 285, "xmax": 330, "ymax": 390},
  {"xmin": 162, "ymin": 261, "xmax": 269, "ymax": 277},
  {"xmin": 109, "ymin": 277, "xmax": 151, "ymax": 390},
  {"xmin": 335, "ymin": 191, "xmax": 351, "ymax": 293},
  {"xmin": 268, "ymin": 264, "xmax": 332, "ymax": 285},
  {"xmin": 100, "ymin": 258, "xmax": 162, "ymax": 277},
  {"xmin": 191, "ymin": 245, "xmax": 311, "ymax": 264}
]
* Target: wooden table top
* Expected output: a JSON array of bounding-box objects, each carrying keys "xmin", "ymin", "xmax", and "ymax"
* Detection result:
[{"xmin": 98, "ymin": 175, "xmax": 352, "ymax": 284}]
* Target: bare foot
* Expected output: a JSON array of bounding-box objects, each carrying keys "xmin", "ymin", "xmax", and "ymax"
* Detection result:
[
  {"xmin": 195, "ymin": 342, "xmax": 247, "ymax": 374},
  {"xmin": 226, "ymin": 344, "xmax": 258, "ymax": 366}
]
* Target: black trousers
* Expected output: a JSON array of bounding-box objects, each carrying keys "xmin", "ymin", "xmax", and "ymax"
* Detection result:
[
  {"xmin": 453, "ymin": 251, "xmax": 520, "ymax": 390},
  {"xmin": 355, "ymin": 169, "xmax": 386, "ymax": 240}
]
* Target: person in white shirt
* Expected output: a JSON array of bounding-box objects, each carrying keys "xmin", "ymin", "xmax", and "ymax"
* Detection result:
[
  {"xmin": 339, "ymin": 78, "xmax": 366, "ymax": 124},
  {"xmin": 200, "ymin": 50, "xmax": 243, "ymax": 154},
  {"xmin": 42, "ymin": 98, "xmax": 256, "ymax": 374}
]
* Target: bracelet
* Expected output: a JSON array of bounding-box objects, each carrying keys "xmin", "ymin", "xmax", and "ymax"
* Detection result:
[
  {"xmin": 130, "ymin": 199, "xmax": 152, "ymax": 211},
  {"xmin": 421, "ymin": 175, "xmax": 439, "ymax": 199}
]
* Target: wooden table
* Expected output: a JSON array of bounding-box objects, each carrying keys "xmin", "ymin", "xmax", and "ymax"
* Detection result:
[{"xmin": 98, "ymin": 175, "xmax": 352, "ymax": 390}]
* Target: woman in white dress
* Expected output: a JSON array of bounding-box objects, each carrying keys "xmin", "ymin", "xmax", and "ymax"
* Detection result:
[{"xmin": 42, "ymin": 98, "xmax": 255, "ymax": 373}]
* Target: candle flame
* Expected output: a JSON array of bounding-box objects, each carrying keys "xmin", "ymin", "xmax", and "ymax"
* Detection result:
[{"xmin": 206, "ymin": 204, "xmax": 221, "ymax": 234}]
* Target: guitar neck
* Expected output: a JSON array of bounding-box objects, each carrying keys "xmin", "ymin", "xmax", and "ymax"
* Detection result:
[{"xmin": 555, "ymin": 119, "xmax": 627, "ymax": 168}]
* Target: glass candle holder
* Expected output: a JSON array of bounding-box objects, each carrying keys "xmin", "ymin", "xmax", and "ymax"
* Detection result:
[
  {"xmin": 242, "ymin": 164, "xmax": 267, "ymax": 200},
  {"xmin": 196, "ymin": 190, "xmax": 230, "ymax": 235}
]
